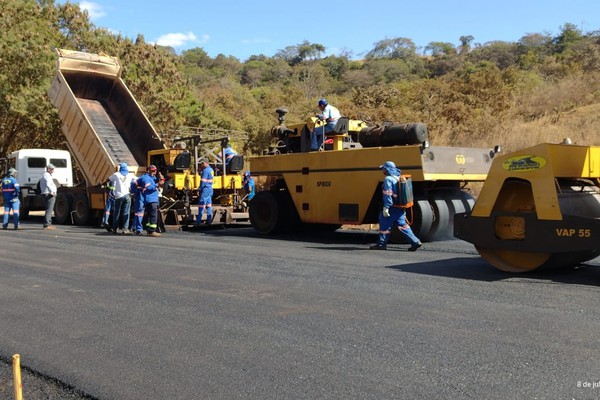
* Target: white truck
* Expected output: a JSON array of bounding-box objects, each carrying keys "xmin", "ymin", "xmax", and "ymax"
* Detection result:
[{"xmin": 4, "ymin": 149, "xmax": 74, "ymax": 218}]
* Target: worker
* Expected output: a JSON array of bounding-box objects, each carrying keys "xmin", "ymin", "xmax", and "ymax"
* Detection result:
[
  {"xmin": 39, "ymin": 163, "xmax": 57, "ymax": 230},
  {"xmin": 215, "ymin": 143, "xmax": 237, "ymax": 175},
  {"xmin": 109, "ymin": 162, "xmax": 136, "ymax": 234},
  {"xmin": 100, "ymin": 179, "xmax": 116, "ymax": 231},
  {"xmin": 2, "ymin": 168, "xmax": 21, "ymax": 230},
  {"xmin": 312, "ymin": 98, "xmax": 341, "ymax": 151},
  {"xmin": 130, "ymin": 176, "xmax": 144, "ymax": 235},
  {"xmin": 242, "ymin": 171, "xmax": 255, "ymax": 202},
  {"xmin": 138, "ymin": 165, "xmax": 161, "ymax": 237},
  {"xmin": 370, "ymin": 161, "xmax": 422, "ymax": 251},
  {"xmin": 196, "ymin": 159, "xmax": 214, "ymax": 224}
]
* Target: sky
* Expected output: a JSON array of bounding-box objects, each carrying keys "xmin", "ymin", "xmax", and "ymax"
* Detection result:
[{"xmin": 74, "ymin": 0, "xmax": 600, "ymax": 61}]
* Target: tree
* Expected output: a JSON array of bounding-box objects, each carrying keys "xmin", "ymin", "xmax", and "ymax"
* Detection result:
[
  {"xmin": 467, "ymin": 41, "xmax": 518, "ymax": 69},
  {"xmin": 553, "ymin": 23, "xmax": 583, "ymax": 53},
  {"xmin": 459, "ymin": 35, "xmax": 474, "ymax": 54},
  {"xmin": 366, "ymin": 37, "xmax": 417, "ymax": 60},
  {"xmin": 275, "ymin": 41, "xmax": 326, "ymax": 66},
  {"xmin": 0, "ymin": 0, "xmax": 63, "ymax": 154},
  {"xmin": 424, "ymin": 42, "xmax": 456, "ymax": 57}
]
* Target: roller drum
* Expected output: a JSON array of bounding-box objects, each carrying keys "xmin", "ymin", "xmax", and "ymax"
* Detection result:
[{"xmin": 359, "ymin": 122, "xmax": 428, "ymax": 148}]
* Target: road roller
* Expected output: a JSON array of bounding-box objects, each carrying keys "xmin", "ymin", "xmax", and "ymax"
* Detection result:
[
  {"xmin": 248, "ymin": 109, "xmax": 498, "ymax": 241},
  {"xmin": 454, "ymin": 141, "xmax": 600, "ymax": 272}
]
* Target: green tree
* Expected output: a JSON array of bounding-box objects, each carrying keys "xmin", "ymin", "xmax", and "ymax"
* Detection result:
[
  {"xmin": 467, "ymin": 41, "xmax": 518, "ymax": 69},
  {"xmin": 275, "ymin": 41, "xmax": 326, "ymax": 66},
  {"xmin": 553, "ymin": 23, "xmax": 583, "ymax": 53},
  {"xmin": 459, "ymin": 35, "xmax": 474, "ymax": 54},
  {"xmin": 424, "ymin": 42, "xmax": 456, "ymax": 57},
  {"xmin": 366, "ymin": 37, "xmax": 417, "ymax": 59},
  {"xmin": 0, "ymin": 0, "xmax": 62, "ymax": 154}
]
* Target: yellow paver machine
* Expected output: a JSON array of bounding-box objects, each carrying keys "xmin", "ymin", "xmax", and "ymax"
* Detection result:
[{"xmin": 454, "ymin": 141, "xmax": 600, "ymax": 272}]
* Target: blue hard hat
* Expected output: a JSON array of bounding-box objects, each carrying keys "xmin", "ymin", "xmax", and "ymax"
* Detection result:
[
  {"xmin": 318, "ymin": 98, "xmax": 328, "ymax": 107},
  {"xmin": 379, "ymin": 161, "xmax": 400, "ymax": 176}
]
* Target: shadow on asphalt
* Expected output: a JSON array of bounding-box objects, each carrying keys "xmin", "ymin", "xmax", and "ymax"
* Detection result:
[
  {"xmin": 197, "ymin": 226, "xmax": 378, "ymax": 245},
  {"xmin": 386, "ymin": 257, "xmax": 600, "ymax": 286}
]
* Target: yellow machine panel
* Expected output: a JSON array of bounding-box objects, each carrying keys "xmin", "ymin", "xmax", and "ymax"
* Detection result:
[{"xmin": 454, "ymin": 142, "xmax": 600, "ymax": 272}]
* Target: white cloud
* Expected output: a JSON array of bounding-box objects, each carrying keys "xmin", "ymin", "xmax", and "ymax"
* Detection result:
[
  {"xmin": 79, "ymin": 1, "xmax": 107, "ymax": 20},
  {"xmin": 155, "ymin": 32, "xmax": 207, "ymax": 48}
]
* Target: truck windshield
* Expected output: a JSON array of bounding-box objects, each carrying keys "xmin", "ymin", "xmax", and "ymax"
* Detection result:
[{"xmin": 50, "ymin": 158, "xmax": 68, "ymax": 168}]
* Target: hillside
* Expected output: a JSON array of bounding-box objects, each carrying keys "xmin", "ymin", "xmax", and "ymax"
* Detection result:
[{"xmin": 504, "ymin": 102, "xmax": 600, "ymax": 152}]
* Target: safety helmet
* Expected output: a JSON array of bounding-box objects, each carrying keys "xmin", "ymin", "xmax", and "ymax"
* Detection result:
[
  {"xmin": 8, "ymin": 168, "xmax": 17, "ymax": 176},
  {"xmin": 147, "ymin": 165, "xmax": 157, "ymax": 172},
  {"xmin": 244, "ymin": 171, "xmax": 251, "ymax": 178},
  {"xmin": 378, "ymin": 161, "xmax": 400, "ymax": 177},
  {"xmin": 318, "ymin": 98, "xmax": 328, "ymax": 107}
]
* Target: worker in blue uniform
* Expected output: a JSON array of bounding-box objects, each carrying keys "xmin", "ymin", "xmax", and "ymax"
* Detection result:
[
  {"xmin": 216, "ymin": 144, "xmax": 237, "ymax": 167},
  {"xmin": 196, "ymin": 159, "xmax": 214, "ymax": 224},
  {"xmin": 138, "ymin": 165, "xmax": 161, "ymax": 237},
  {"xmin": 2, "ymin": 168, "xmax": 21, "ymax": 230},
  {"xmin": 242, "ymin": 171, "xmax": 255, "ymax": 202},
  {"xmin": 370, "ymin": 161, "xmax": 422, "ymax": 251},
  {"xmin": 130, "ymin": 176, "xmax": 144, "ymax": 235}
]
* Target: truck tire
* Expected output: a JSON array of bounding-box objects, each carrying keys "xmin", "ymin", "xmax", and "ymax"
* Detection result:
[
  {"xmin": 72, "ymin": 193, "xmax": 90, "ymax": 226},
  {"xmin": 54, "ymin": 193, "xmax": 72, "ymax": 225},
  {"xmin": 274, "ymin": 191, "xmax": 301, "ymax": 232},
  {"xmin": 249, "ymin": 191, "xmax": 280, "ymax": 234}
]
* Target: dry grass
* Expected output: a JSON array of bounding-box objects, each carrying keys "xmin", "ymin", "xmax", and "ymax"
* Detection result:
[{"xmin": 459, "ymin": 102, "xmax": 600, "ymax": 153}]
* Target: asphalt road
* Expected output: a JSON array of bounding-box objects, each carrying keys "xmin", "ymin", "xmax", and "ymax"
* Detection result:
[{"xmin": 0, "ymin": 220, "xmax": 599, "ymax": 400}]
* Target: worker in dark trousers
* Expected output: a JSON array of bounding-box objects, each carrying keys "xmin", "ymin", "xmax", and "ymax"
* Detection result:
[
  {"xmin": 138, "ymin": 165, "xmax": 161, "ymax": 237},
  {"xmin": 130, "ymin": 176, "xmax": 144, "ymax": 235},
  {"xmin": 370, "ymin": 161, "xmax": 422, "ymax": 251},
  {"xmin": 101, "ymin": 180, "xmax": 115, "ymax": 231}
]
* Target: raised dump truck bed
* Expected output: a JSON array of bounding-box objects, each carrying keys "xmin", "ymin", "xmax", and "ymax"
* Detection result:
[
  {"xmin": 45, "ymin": 49, "xmax": 167, "ymax": 225},
  {"xmin": 48, "ymin": 49, "xmax": 164, "ymax": 186}
]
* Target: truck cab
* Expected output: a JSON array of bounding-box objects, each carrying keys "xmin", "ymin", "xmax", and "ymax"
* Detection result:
[{"xmin": 6, "ymin": 149, "xmax": 74, "ymax": 217}]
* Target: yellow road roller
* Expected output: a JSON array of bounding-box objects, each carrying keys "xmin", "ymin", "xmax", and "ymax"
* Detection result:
[{"xmin": 454, "ymin": 141, "xmax": 600, "ymax": 272}]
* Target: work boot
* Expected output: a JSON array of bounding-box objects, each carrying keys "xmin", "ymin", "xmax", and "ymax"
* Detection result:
[
  {"xmin": 148, "ymin": 231, "xmax": 161, "ymax": 237},
  {"xmin": 14, "ymin": 225, "xmax": 21, "ymax": 230},
  {"xmin": 44, "ymin": 225, "xmax": 56, "ymax": 230},
  {"xmin": 2, "ymin": 225, "xmax": 7, "ymax": 230},
  {"xmin": 408, "ymin": 242, "xmax": 422, "ymax": 252},
  {"xmin": 369, "ymin": 244, "xmax": 387, "ymax": 250}
]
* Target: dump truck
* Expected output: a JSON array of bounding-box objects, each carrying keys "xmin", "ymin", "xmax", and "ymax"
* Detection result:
[
  {"xmin": 248, "ymin": 109, "xmax": 500, "ymax": 241},
  {"xmin": 48, "ymin": 49, "xmax": 246, "ymax": 226},
  {"xmin": 454, "ymin": 141, "xmax": 600, "ymax": 272}
]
